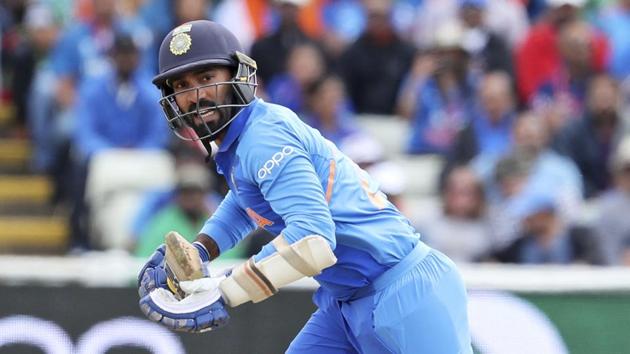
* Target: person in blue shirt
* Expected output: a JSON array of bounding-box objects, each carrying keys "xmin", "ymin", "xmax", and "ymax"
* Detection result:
[
  {"xmin": 137, "ymin": 20, "xmax": 471, "ymax": 353},
  {"xmin": 397, "ymin": 45, "xmax": 476, "ymax": 155},
  {"xmin": 70, "ymin": 33, "xmax": 169, "ymax": 250},
  {"xmin": 51, "ymin": 0, "xmax": 156, "ymax": 108},
  {"xmin": 301, "ymin": 73, "xmax": 359, "ymax": 146}
]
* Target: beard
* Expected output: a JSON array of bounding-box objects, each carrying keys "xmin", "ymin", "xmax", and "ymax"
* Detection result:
[{"xmin": 184, "ymin": 91, "xmax": 235, "ymax": 139}]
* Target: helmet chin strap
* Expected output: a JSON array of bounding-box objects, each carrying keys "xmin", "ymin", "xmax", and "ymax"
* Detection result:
[
  {"xmin": 198, "ymin": 138, "xmax": 212, "ymax": 158},
  {"xmin": 199, "ymin": 139, "xmax": 219, "ymax": 162},
  {"xmin": 209, "ymin": 141, "xmax": 219, "ymax": 157}
]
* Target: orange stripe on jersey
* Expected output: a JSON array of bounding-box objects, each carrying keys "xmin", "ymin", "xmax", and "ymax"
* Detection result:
[
  {"xmin": 325, "ymin": 159, "xmax": 336, "ymax": 203},
  {"xmin": 361, "ymin": 179, "xmax": 387, "ymax": 210},
  {"xmin": 246, "ymin": 208, "xmax": 274, "ymax": 228}
]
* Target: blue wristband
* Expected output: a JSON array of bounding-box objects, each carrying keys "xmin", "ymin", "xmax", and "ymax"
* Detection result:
[{"xmin": 193, "ymin": 242, "xmax": 210, "ymax": 262}]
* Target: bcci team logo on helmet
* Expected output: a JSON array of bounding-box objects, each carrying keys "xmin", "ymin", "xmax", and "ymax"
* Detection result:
[{"xmin": 169, "ymin": 24, "xmax": 193, "ymax": 55}]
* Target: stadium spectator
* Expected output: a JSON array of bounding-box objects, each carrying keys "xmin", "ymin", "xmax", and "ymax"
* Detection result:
[
  {"xmin": 419, "ymin": 165, "xmax": 493, "ymax": 263},
  {"xmin": 444, "ymin": 71, "xmax": 517, "ymax": 175},
  {"xmin": 458, "ymin": 0, "xmax": 514, "ymax": 77},
  {"xmin": 398, "ymin": 21, "xmax": 474, "ymax": 154},
  {"xmin": 249, "ymin": 0, "xmax": 313, "ymax": 86},
  {"xmin": 338, "ymin": 0, "xmax": 415, "ymax": 115},
  {"xmin": 480, "ymin": 111, "xmax": 583, "ymax": 245},
  {"xmin": 596, "ymin": 0, "xmax": 630, "ymax": 81},
  {"xmin": 135, "ymin": 162, "xmax": 245, "ymax": 258},
  {"xmin": 45, "ymin": 0, "xmax": 156, "ymax": 205},
  {"xmin": 70, "ymin": 33, "xmax": 169, "ymax": 250},
  {"xmin": 485, "ymin": 151, "xmax": 534, "ymax": 248},
  {"xmin": 51, "ymin": 0, "xmax": 155, "ymax": 109},
  {"xmin": 301, "ymin": 74, "xmax": 359, "ymax": 146},
  {"xmin": 9, "ymin": 2, "xmax": 60, "ymax": 138},
  {"xmin": 266, "ymin": 42, "xmax": 327, "ymax": 115},
  {"xmin": 492, "ymin": 190, "xmax": 604, "ymax": 265},
  {"xmin": 130, "ymin": 139, "xmax": 218, "ymax": 240},
  {"xmin": 509, "ymin": 111, "xmax": 583, "ymax": 219},
  {"xmin": 593, "ymin": 136, "xmax": 630, "ymax": 265},
  {"xmin": 515, "ymin": 0, "xmax": 609, "ymax": 103},
  {"xmin": 14, "ymin": 2, "xmax": 62, "ymax": 173},
  {"xmin": 411, "ymin": 0, "xmax": 529, "ymax": 50},
  {"xmin": 135, "ymin": 163, "xmax": 213, "ymax": 257},
  {"xmin": 531, "ymin": 20, "xmax": 604, "ymax": 133},
  {"xmin": 73, "ymin": 35, "xmax": 168, "ymax": 160},
  {"xmin": 553, "ymin": 74, "xmax": 624, "ymax": 198}
]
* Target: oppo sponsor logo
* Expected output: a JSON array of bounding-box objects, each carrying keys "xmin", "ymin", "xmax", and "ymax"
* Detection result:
[
  {"xmin": 0, "ymin": 316, "xmax": 185, "ymax": 354},
  {"xmin": 257, "ymin": 146, "xmax": 294, "ymax": 179}
]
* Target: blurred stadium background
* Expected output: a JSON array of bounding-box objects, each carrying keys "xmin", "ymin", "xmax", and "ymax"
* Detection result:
[{"xmin": 2, "ymin": 0, "xmax": 630, "ymax": 353}]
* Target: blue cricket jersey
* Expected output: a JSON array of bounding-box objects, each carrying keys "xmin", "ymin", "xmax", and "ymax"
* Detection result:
[{"xmin": 201, "ymin": 99, "xmax": 420, "ymax": 300}]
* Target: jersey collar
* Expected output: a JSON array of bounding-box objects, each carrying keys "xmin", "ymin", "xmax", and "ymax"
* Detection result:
[{"xmin": 216, "ymin": 98, "xmax": 259, "ymax": 154}]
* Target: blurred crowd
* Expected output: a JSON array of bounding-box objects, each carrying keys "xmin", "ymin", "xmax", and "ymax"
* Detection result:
[{"xmin": 2, "ymin": 0, "xmax": 630, "ymax": 266}]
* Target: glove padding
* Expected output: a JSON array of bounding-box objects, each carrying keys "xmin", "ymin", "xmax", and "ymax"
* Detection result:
[
  {"xmin": 139, "ymin": 276, "xmax": 229, "ymax": 333},
  {"xmin": 138, "ymin": 245, "xmax": 169, "ymax": 298}
]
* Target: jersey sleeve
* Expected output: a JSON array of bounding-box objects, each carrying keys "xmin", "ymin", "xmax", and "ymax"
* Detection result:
[
  {"xmin": 199, "ymin": 190, "xmax": 256, "ymax": 254},
  {"xmin": 242, "ymin": 123, "xmax": 336, "ymax": 262}
]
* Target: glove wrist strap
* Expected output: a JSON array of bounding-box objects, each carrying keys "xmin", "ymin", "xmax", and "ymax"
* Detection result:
[{"xmin": 193, "ymin": 242, "xmax": 211, "ymax": 262}]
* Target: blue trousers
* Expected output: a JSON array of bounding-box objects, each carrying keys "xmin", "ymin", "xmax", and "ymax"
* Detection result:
[{"xmin": 286, "ymin": 242, "xmax": 472, "ymax": 354}]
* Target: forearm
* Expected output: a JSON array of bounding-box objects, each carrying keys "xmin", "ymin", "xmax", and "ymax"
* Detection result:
[{"xmin": 198, "ymin": 191, "xmax": 255, "ymax": 258}]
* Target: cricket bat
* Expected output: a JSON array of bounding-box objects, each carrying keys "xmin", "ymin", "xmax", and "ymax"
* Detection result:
[{"xmin": 164, "ymin": 231, "xmax": 204, "ymax": 299}]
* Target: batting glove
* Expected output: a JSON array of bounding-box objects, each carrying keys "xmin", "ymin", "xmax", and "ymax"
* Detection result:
[
  {"xmin": 138, "ymin": 245, "xmax": 169, "ymax": 298},
  {"xmin": 139, "ymin": 276, "xmax": 229, "ymax": 333}
]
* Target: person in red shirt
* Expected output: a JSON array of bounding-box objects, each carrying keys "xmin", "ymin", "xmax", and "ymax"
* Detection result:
[{"xmin": 515, "ymin": 0, "xmax": 609, "ymax": 103}]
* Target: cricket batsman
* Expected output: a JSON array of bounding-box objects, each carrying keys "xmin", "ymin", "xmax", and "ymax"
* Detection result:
[{"xmin": 138, "ymin": 20, "xmax": 472, "ymax": 353}]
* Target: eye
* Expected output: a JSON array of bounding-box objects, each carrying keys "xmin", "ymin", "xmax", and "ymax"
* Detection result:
[
  {"xmin": 172, "ymin": 81, "xmax": 187, "ymax": 91},
  {"xmin": 201, "ymin": 74, "xmax": 214, "ymax": 82}
]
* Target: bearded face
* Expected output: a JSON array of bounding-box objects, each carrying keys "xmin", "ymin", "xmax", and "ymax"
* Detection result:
[{"xmin": 164, "ymin": 66, "xmax": 237, "ymax": 141}]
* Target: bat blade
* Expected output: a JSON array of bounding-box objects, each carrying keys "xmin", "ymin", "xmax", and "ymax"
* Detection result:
[{"xmin": 164, "ymin": 231, "xmax": 203, "ymax": 298}]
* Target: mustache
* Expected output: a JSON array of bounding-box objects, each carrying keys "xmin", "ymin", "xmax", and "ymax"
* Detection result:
[{"xmin": 186, "ymin": 99, "xmax": 218, "ymax": 114}]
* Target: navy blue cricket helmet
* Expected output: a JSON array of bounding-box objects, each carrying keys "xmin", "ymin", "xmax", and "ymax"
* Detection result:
[{"xmin": 152, "ymin": 20, "xmax": 257, "ymax": 142}]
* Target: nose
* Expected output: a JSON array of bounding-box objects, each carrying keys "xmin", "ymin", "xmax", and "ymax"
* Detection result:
[{"xmin": 186, "ymin": 86, "xmax": 209, "ymax": 107}]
